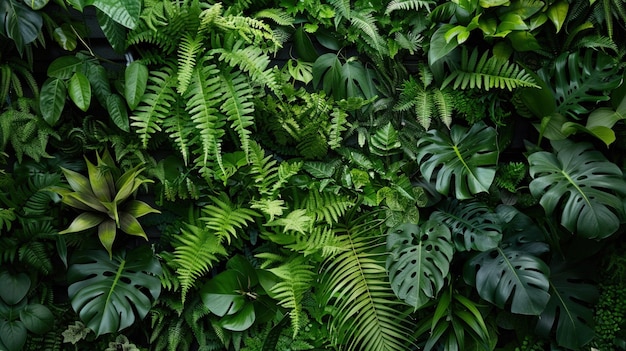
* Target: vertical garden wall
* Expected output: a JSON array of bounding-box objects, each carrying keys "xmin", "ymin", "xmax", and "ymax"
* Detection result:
[{"xmin": 1, "ymin": 0, "xmax": 626, "ymax": 350}]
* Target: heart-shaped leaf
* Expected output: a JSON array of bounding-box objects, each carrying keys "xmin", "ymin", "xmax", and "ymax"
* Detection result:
[
  {"xmin": 386, "ymin": 221, "xmax": 454, "ymax": 310},
  {"xmin": 0, "ymin": 320, "xmax": 26, "ymax": 351},
  {"xmin": 19, "ymin": 304, "xmax": 54, "ymax": 334},
  {"xmin": 0, "ymin": 271, "xmax": 30, "ymax": 305},
  {"xmin": 67, "ymin": 246, "xmax": 162, "ymax": 337}
]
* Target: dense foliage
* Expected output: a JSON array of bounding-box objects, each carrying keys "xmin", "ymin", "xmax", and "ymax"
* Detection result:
[{"xmin": 2, "ymin": 0, "xmax": 626, "ymax": 350}]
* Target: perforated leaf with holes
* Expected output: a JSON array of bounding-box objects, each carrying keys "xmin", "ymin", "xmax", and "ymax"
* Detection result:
[
  {"xmin": 528, "ymin": 139, "xmax": 626, "ymax": 239},
  {"xmin": 386, "ymin": 221, "xmax": 454, "ymax": 310}
]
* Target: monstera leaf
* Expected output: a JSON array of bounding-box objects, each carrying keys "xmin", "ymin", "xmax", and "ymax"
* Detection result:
[
  {"xmin": 431, "ymin": 199, "xmax": 502, "ymax": 252},
  {"xmin": 535, "ymin": 258, "xmax": 598, "ymax": 350},
  {"xmin": 464, "ymin": 206, "xmax": 551, "ymax": 315},
  {"xmin": 528, "ymin": 140, "xmax": 626, "ymax": 239},
  {"xmin": 386, "ymin": 221, "xmax": 454, "ymax": 310},
  {"xmin": 67, "ymin": 246, "xmax": 162, "ymax": 337},
  {"xmin": 417, "ymin": 122, "xmax": 498, "ymax": 200}
]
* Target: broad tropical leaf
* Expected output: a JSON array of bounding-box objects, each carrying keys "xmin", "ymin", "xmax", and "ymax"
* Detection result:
[
  {"xmin": 67, "ymin": 246, "xmax": 162, "ymax": 337},
  {"xmin": 386, "ymin": 220, "xmax": 454, "ymax": 310},
  {"xmin": 431, "ymin": 199, "xmax": 502, "ymax": 252},
  {"xmin": 416, "ymin": 122, "xmax": 498, "ymax": 200},
  {"xmin": 528, "ymin": 140, "xmax": 626, "ymax": 239},
  {"xmin": 535, "ymin": 258, "xmax": 598, "ymax": 350},
  {"xmin": 464, "ymin": 206, "xmax": 551, "ymax": 315}
]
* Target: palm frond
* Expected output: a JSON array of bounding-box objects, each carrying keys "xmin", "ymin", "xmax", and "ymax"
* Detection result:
[
  {"xmin": 442, "ymin": 48, "xmax": 539, "ymax": 91},
  {"xmin": 319, "ymin": 211, "xmax": 416, "ymax": 351}
]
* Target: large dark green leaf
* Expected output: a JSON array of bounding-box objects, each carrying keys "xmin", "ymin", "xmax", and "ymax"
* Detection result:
[
  {"xmin": 386, "ymin": 221, "xmax": 454, "ymax": 310},
  {"xmin": 67, "ymin": 246, "xmax": 162, "ymax": 337},
  {"xmin": 0, "ymin": 0, "xmax": 42, "ymax": 52},
  {"xmin": 428, "ymin": 24, "xmax": 459, "ymax": 65},
  {"xmin": 416, "ymin": 122, "xmax": 498, "ymax": 200},
  {"xmin": 528, "ymin": 140, "xmax": 626, "ymax": 239},
  {"xmin": 40, "ymin": 77, "xmax": 67, "ymax": 126},
  {"xmin": 92, "ymin": 0, "xmax": 141, "ymax": 29},
  {"xmin": 97, "ymin": 8, "xmax": 126, "ymax": 52},
  {"xmin": 0, "ymin": 320, "xmax": 26, "ymax": 351},
  {"xmin": 0, "ymin": 271, "xmax": 30, "ymax": 305},
  {"xmin": 19, "ymin": 304, "xmax": 53, "ymax": 334},
  {"xmin": 535, "ymin": 259, "xmax": 598, "ymax": 350},
  {"xmin": 431, "ymin": 199, "xmax": 502, "ymax": 252},
  {"xmin": 464, "ymin": 206, "xmax": 551, "ymax": 315}
]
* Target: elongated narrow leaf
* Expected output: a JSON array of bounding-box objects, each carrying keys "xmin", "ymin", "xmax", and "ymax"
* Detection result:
[
  {"xmin": 386, "ymin": 221, "xmax": 454, "ymax": 309},
  {"xmin": 47, "ymin": 56, "xmax": 81, "ymax": 79},
  {"xmin": 106, "ymin": 94, "xmax": 130, "ymax": 132},
  {"xmin": 40, "ymin": 77, "xmax": 67, "ymax": 126},
  {"xmin": 528, "ymin": 140, "xmax": 626, "ymax": 239}
]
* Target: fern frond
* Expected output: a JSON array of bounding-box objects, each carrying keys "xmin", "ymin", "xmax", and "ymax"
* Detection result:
[
  {"xmin": 329, "ymin": 0, "xmax": 351, "ymax": 18},
  {"xmin": 248, "ymin": 141, "xmax": 279, "ymax": 195},
  {"xmin": 385, "ymin": 0, "xmax": 435, "ymax": 14},
  {"xmin": 394, "ymin": 31, "xmax": 424, "ymax": 55},
  {"xmin": 215, "ymin": 42, "xmax": 278, "ymax": 92},
  {"xmin": 297, "ymin": 130, "xmax": 328, "ymax": 158},
  {"xmin": 162, "ymin": 100, "xmax": 194, "ymax": 166},
  {"xmin": 328, "ymin": 108, "xmax": 350, "ymax": 150},
  {"xmin": 414, "ymin": 89, "xmax": 433, "ymax": 129},
  {"xmin": 266, "ymin": 209, "xmax": 313, "ymax": 235},
  {"xmin": 319, "ymin": 212, "xmax": 415, "ymax": 351},
  {"xmin": 185, "ymin": 57, "xmax": 226, "ymax": 172},
  {"xmin": 433, "ymin": 88, "xmax": 453, "ymax": 128},
  {"xmin": 174, "ymin": 223, "xmax": 227, "ymax": 303},
  {"xmin": 18, "ymin": 241, "xmax": 53, "ymax": 275},
  {"xmin": 218, "ymin": 70, "xmax": 255, "ymax": 160},
  {"xmin": 442, "ymin": 48, "xmax": 539, "ymax": 91},
  {"xmin": 573, "ymin": 34, "xmax": 619, "ymax": 52},
  {"xmin": 350, "ymin": 10, "xmax": 386, "ymax": 56},
  {"xmin": 250, "ymin": 198, "xmax": 286, "ymax": 221},
  {"xmin": 304, "ymin": 190, "xmax": 355, "ymax": 225},
  {"xmin": 200, "ymin": 193, "xmax": 260, "ymax": 243},
  {"xmin": 254, "ymin": 8, "xmax": 295, "ymax": 26},
  {"xmin": 286, "ymin": 225, "xmax": 344, "ymax": 258},
  {"xmin": 131, "ymin": 64, "xmax": 178, "ymax": 147},
  {"xmin": 177, "ymin": 33, "xmax": 205, "ymax": 94},
  {"xmin": 267, "ymin": 255, "xmax": 316, "ymax": 338},
  {"xmin": 0, "ymin": 208, "xmax": 16, "ymax": 233}
]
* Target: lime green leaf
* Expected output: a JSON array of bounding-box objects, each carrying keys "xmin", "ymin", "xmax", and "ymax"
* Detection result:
[
  {"xmin": 97, "ymin": 220, "xmax": 116, "ymax": 257},
  {"xmin": 59, "ymin": 212, "xmax": 105, "ymax": 234},
  {"xmin": 124, "ymin": 200, "xmax": 160, "ymax": 218},
  {"xmin": 507, "ymin": 31, "xmax": 541, "ymax": 51},
  {"xmin": 119, "ymin": 213, "xmax": 148, "ymax": 239},
  {"xmin": 40, "ymin": 77, "xmax": 67, "ymax": 126},
  {"xmin": 479, "ymin": 0, "xmax": 509, "ymax": 7},
  {"xmin": 53, "ymin": 25, "xmax": 77, "ymax": 50},
  {"xmin": 546, "ymin": 0, "xmax": 568, "ymax": 33},
  {"xmin": 85, "ymin": 157, "xmax": 113, "ymax": 202},
  {"xmin": 497, "ymin": 13, "xmax": 528, "ymax": 32},
  {"xmin": 68, "ymin": 72, "xmax": 92, "ymax": 112},
  {"xmin": 429, "ymin": 24, "xmax": 459, "ymax": 64}
]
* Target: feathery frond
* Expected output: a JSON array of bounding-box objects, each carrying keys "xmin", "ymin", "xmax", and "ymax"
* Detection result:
[
  {"xmin": 385, "ymin": 0, "xmax": 435, "ymax": 14},
  {"xmin": 131, "ymin": 64, "xmax": 178, "ymax": 147},
  {"xmin": 442, "ymin": 48, "xmax": 539, "ymax": 91},
  {"xmin": 319, "ymin": 212, "xmax": 416, "ymax": 351},
  {"xmin": 177, "ymin": 33, "xmax": 206, "ymax": 94},
  {"xmin": 200, "ymin": 193, "xmax": 260, "ymax": 243},
  {"xmin": 173, "ymin": 223, "xmax": 228, "ymax": 303},
  {"xmin": 218, "ymin": 70, "xmax": 255, "ymax": 161},
  {"xmin": 214, "ymin": 42, "xmax": 279, "ymax": 93},
  {"xmin": 303, "ymin": 190, "xmax": 355, "ymax": 225},
  {"xmin": 254, "ymin": 8, "xmax": 295, "ymax": 26}
]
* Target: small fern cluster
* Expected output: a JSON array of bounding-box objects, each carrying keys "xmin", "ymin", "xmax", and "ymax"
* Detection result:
[{"xmin": 495, "ymin": 162, "xmax": 528, "ymax": 193}]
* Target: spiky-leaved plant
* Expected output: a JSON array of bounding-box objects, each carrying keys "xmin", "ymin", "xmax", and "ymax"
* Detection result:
[{"xmin": 52, "ymin": 150, "xmax": 160, "ymax": 257}]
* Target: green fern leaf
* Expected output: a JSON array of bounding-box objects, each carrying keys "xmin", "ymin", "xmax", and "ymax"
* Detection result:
[
  {"xmin": 131, "ymin": 64, "xmax": 178, "ymax": 147},
  {"xmin": 185, "ymin": 58, "xmax": 226, "ymax": 172},
  {"xmin": 254, "ymin": 8, "xmax": 295, "ymax": 26},
  {"xmin": 215, "ymin": 43, "xmax": 278, "ymax": 92},
  {"xmin": 218, "ymin": 70, "xmax": 255, "ymax": 160},
  {"xmin": 433, "ymin": 88, "xmax": 453, "ymax": 128},
  {"xmin": 163, "ymin": 100, "xmax": 193, "ymax": 165},
  {"xmin": 286, "ymin": 225, "xmax": 343, "ymax": 258},
  {"xmin": 250, "ymin": 198, "xmax": 286, "ymax": 221},
  {"xmin": 304, "ymin": 190, "xmax": 355, "ymax": 225},
  {"xmin": 328, "ymin": 108, "xmax": 349, "ymax": 150},
  {"xmin": 177, "ymin": 33, "xmax": 205, "ymax": 94},
  {"xmin": 174, "ymin": 223, "xmax": 227, "ymax": 303},
  {"xmin": 329, "ymin": 0, "xmax": 351, "ymax": 18},
  {"xmin": 266, "ymin": 209, "xmax": 313, "ymax": 234},
  {"xmin": 18, "ymin": 241, "xmax": 53, "ymax": 275},
  {"xmin": 414, "ymin": 89, "xmax": 433, "ymax": 129},
  {"xmin": 248, "ymin": 141, "xmax": 279, "ymax": 195},
  {"xmin": 385, "ymin": 0, "xmax": 435, "ymax": 14},
  {"xmin": 350, "ymin": 10, "xmax": 386, "ymax": 56},
  {"xmin": 320, "ymin": 213, "xmax": 416, "ymax": 351},
  {"xmin": 0, "ymin": 208, "xmax": 16, "ymax": 232},
  {"xmin": 442, "ymin": 48, "xmax": 539, "ymax": 91},
  {"xmin": 200, "ymin": 193, "xmax": 260, "ymax": 243},
  {"xmin": 267, "ymin": 256, "xmax": 315, "ymax": 338}
]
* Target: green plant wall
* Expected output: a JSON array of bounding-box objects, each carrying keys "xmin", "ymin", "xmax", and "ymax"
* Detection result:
[{"xmin": 1, "ymin": 0, "xmax": 626, "ymax": 350}]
